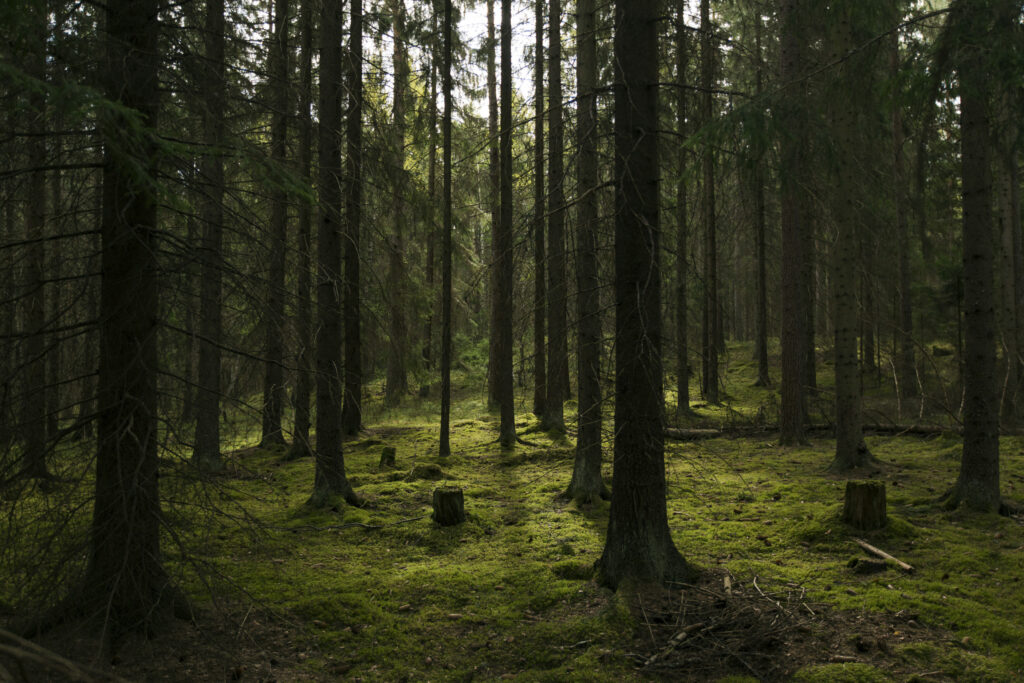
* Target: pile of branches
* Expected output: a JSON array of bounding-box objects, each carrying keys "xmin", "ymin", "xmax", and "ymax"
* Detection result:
[{"xmin": 631, "ymin": 573, "xmax": 832, "ymax": 681}]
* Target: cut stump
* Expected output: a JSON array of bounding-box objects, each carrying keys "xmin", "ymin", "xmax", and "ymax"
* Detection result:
[
  {"xmin": 379, "ymin": 446, "xmax": 397, "ymax": 470},
  {"xmin": 432, "ymin": 486, "xmax": 465, "ymax": 526},
  {"xmin": 842, "ymin": 480, "xmax": 887, "ymax": 531}
]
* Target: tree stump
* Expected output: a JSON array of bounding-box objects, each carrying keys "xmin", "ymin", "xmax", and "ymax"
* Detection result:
[
  {"xmin": 379, "ymin": 446, "xmax": 396, "ymax": 470},
  {"xmin": 842, "ymin": 481, "xmax": 887, "ymax": 531},
  {"xmin": 432, "ymin": 486, "xmax": 465, "ymax": 526}
]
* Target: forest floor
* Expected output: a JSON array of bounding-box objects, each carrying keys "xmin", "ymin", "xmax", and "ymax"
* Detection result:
[{"xmin": 8, "ymin": 342, "xmax": 1024, "ymax": 681}]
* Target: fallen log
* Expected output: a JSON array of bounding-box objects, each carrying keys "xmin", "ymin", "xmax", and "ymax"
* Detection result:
[
  {"xmin": 663, "ymin": 423, "xmax": 973, "ymax": 442},
  {"xmin": 853, "ymin": 537, "xmax": 914, "ymax": 573}
]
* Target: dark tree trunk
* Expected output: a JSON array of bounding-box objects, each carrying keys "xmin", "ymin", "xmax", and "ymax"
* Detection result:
[
  {"xmin": 532, "ymin": 0, "xmax": 546, "ymax": 418},
  {"xmin": 829, "ymin": 2, "xmax": 869, "ymax": 472},
  {"xmin": 341, "ymin": 0, "xmax": 363, "ymax": 436},
  {"xmin": 699, "ymin": 0, "xmax": 719, "ymax": 404},
  {"xmin": 312, "ymin": 0, "xmax": 358, "ymax": 506},
  {"xmin": 288, "ymin": 0, "xmax": 315, "ymax": 460},
  {"xmin": 495, "ymin": 0, "xmax": 516, "ymax": 448},
  {"xmin": 84, "ymin": 0, "xmax": 168, "ymax": 641},
  {"xmin": 598, "ymin": 0, "xmax": 695, "ymax": 590},
  {"xmin": 22, "ymin": 1, "xmax": 49, "ymax": 479},
  {"xmin": 947, "ymin": 0, "xmax": 1000, "ymax": 512},
  {"xmin": 675, "ymin": 13, "xmax": 691, "ymax": 416},
  {"xmin": 778, "ymin": 0, "xmax": 808, "ymax": 445},
  {"xmin": 440, "ymin": 0, "xmax": 453, "ymax": 456},
  {"xmin": 565, "ymin": 0, "xmax": 606, "ymax": 503},
  {"xmin": 261, "ymin": 0, "xmax": 290, "ymax": 448},
  {"xmin": 753, "ymin": 13, "xmax": 770, "ymax": 388},
  {"xmin": 385, "ymin": 0, "xmax": 410, "ymax": 406},
  {"xmin": 544, "ymin": 0, "xmax": 567, "ymax": 432},
  {"xmin": 193, "ymin": 0, "xmax": 226, "ymax": 472},
  {"xmin": 423, "ymin": 19, "xmax": 438, "ymax": 372},
  {"xmin": 892, "ymin": 34, "xmax": 916, "ymax": 401},
  {"xmin": 487, "ymin": 0, "xmax": 500, "ymax": 411}
]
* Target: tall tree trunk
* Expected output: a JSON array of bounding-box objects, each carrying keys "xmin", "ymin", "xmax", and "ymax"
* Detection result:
[
  {"xmin": 565, "ymin": 0, "xmax": 606, "ymax": 503},
  {"xmin": 193, "ymin": 0, "xmax": 226, "ymax": 471},
  {"xmin": 778, "ymin": 0, "xmax": 808, "ymax": 445},
  {"xmin": 532, "ymin": 0, "xmax": 546, "ymax": 418},
  {"xmin": 996, "ymin": 79, "xmax": 1021, "ymax": 423},
  {"xmin": 341, "ymin": 0, "xmax": 363, "ymax": 436},
  {"xmin": 892, "ymin": 33, "xmax": 915, "ymax": 401},
  {"xmin": 487, "ymin": 0, "xmax": 500, "ymax": 411},
  {"xmin": 85, "ymin": 0, "xmax": 168, "ymax": 642},
  {"xmin": 544, "ymin": 0, "xmax": 567, "ymax": 432},
  {"xmin": 947, "ymin": 0, "xmax": 1000, "ymax": 512},
  {"xmin": 422, "ymin": 18, "xmax": 438, "ymax": 372},
  {"xmin": 288, "ymin": 0, "xmax": 314, "ymax": 460},
  {"xmin": 699, "ymin": 0, "xmax": 719, "ymax": 404},
  {"xmin": 312, "ymin": 0, "xmax": 358, "ymax": 505},
  {"xmin": 439, "ymin": 0, "xmax": 454, "ymax": 456},
  {"xmin": 22, "ymin": 1, "xmax": 49, "ymax": 479},
  {"xmin": 47, "ymin": 124, "xmax": 63, "ymax": 437},
  {"xmin": 495, "ymin": 0, "xmax": 516, "ymax": 448},
  {"xmin": 598, "ymin": 0, "xmax": 695, "ymax": 590},
  {"xmin": 753, "ymin": 12, "xmax": 770, "ymax": 388},
  {"xmin": 261, "ymin": 0, "xmax": 290, "ymax": 447},
  {"xmin": 828, "ymin": 3, "xmax": 870, "ymax": 472},
  {"xmin": 675, "ymin": 12, "xmax": 691, "ymax": 415},
  {"xmin": 385, "ymin": 0, "xmax": 410, "ymax": 405}
]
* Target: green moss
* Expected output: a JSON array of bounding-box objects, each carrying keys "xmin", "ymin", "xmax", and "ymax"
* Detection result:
[{"xmin": 792, "ymin": 663, "xmax": 889, "ymax": 682}]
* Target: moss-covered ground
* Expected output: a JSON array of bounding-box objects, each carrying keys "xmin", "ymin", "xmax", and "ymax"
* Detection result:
[{"xmin": 4, "ymin": 342, "xmax": 1024, "ymax": 681}]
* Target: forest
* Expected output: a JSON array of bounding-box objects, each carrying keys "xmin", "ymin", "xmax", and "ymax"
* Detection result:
[{"xmin": 1, "ymin": 0, "xmax": 1023, "ymax": 679}]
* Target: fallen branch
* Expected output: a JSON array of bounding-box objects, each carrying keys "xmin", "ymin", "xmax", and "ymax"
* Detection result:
[
  {"xmin": 664, "ymin": 423, "xmax": 968, "ymax": 442},
  {"xmin": 271, "ymin": 515, "xmax": 428, "ymax": 533},
  {"xmin": 643, "ymin": 622, "xmax": 707, "ymax": 667},
  {"xmin": 853, "ymin": 538, "xmax": 914, "ymax": 573}
]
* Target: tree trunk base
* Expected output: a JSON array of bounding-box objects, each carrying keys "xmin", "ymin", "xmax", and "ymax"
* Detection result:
[
  {"xmin": 432, "ymin": 486, "xmax": 465, "ymax": 526},
  {"xmin": 842, "ymin": 481, "xmax": 887, "ymax": 530}
]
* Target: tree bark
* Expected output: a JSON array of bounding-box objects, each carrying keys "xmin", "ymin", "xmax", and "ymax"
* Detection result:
[
  {"xmin": 542, "ymin": 0, "xmax": 567, "ymax": 432},
  {"xmin": 341, "ymin": 0, "xmax": 363, "ymax": 436},
  {"xmin": 487, "ymin": 0, "xmax": 500, "ymax": 411},
  {"xmin": 532, "ymin": 0, "xmax": 546, "ymax": 418},
  {"xmin": 422, "ymin": 15, "xmax": 438, "ymax": 373},
  {"xmin": 22, "ymin": 1, "xmax": 49, "ymax": 479},
  {"xmin": 675, "ymin": 13, "xmax": 691, "ymax": 417},
  {"xmin": 288, "ymin": 0, "xmax": 314, "ymax": 460},
  {"xmin": 385, "ymin": 0, "xmax": 410, "ymax": 406},
  {"xmin": 699, "ymin": 0, "xmax": 719, "ymax": 404},
  {"xmin": 842, "ymin": 481, "xmax": 887, "ymax": 531},
  {"xmin": 261, "ymin": 0, "xmax": 290, "ymax": 448},
  {"xmin": 440, "ymin": 0, "xmax": 454, "ymax": 456},
  {"xmin": 828, "ymin": 3, "xmax": 870, "ymax": 472},
  {"xmin": 598, "ymin": 0, "xmax": 694, "ymax": 590},
  {"xmin": 778, "ymin": 0, "xmax": 808, "ymax": 445},
  {"xmin": 565, "ymin": 0, "xmax": 606, "ymax": 503},
  {"xmin": 947, "ymin": 0, "xmax": 1000, "ymax": 512},
  {"xmin": 495, "ymin": 0, "xmax": 516, "ymax": 448},
  {"xmin": 752, "ymin": 13, "xmax": 770, "ymax": 388},
  {"xmin": 85, "ymin": 0, "xmax": 168, "ymax": 641},
  {"xmin": 312, "ymin": 0, "xmax": 358, "ymax": 505},
  {"xmin": 891, "ymin": 33, "xmax": 916, "ymax": 402},
  {"xmin": 193, "ymin": 0, "xmax": 226, "ymax": 472}
]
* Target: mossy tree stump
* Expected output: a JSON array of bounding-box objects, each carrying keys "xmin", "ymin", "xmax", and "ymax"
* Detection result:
[
  {"xmin": 842, "ymin": 480, "xmax": 887, "ymax": 530},
  {"xmin": 432, "ymin": 486, "xmax": 465, "ymax": 526},
  {"xmin": 379, "ymin": 446, "xmax": 396, "ymax": 470}
]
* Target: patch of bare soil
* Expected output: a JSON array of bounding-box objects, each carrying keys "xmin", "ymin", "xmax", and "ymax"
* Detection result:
[
  {"xmin": 6, "ymin": 607, "xmax": 321, "ymax": 682},
  {"xmin": 631, "ymin": 571, "xmax": 951, "ymax": 681}
]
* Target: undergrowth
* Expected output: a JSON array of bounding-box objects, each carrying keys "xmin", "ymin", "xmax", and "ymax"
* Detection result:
[{"xmin": 2, "ymin": 341, "xmax": 1022, "ymax": 681}]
